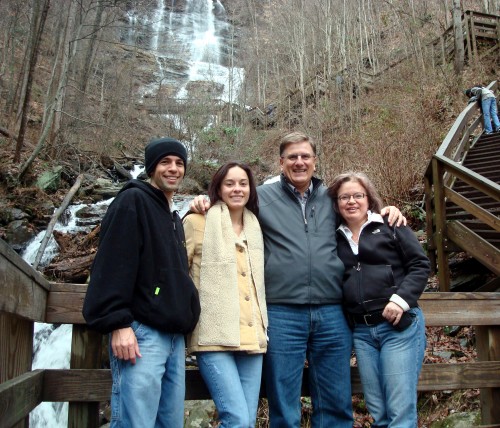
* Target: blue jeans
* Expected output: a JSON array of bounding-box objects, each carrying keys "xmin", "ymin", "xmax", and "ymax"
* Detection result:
[
  {"xmin": 353, "ymin": 307, "xmax": 426, "ymax": 428},
  {"xmin": 197, "ymin": 351, "xmax": 264, "ymax": 428},
  {"xmin": 109, "ymin": 321, "xmax": 186, "ymax": 428},
  {"xmin": 482, "ymin": 97, "xmax": 500, "ymax": 133},
  {"xmin": 264, "ymin": 304, "xmax": 353, "ymax": 428}
]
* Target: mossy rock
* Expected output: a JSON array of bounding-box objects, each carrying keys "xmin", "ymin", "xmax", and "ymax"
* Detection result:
[{"xmin": 35, "ymin": 166, "xmax": 63, "ymax": 192}]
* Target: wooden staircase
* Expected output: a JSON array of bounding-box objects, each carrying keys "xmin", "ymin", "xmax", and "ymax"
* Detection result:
[
  {"xmin": 446, "ymin": 132, "xmax": 500, "ymax": 250},
  {"xmin": 424, "ymin": 81, "xmax": 500, "ymax": 291}
]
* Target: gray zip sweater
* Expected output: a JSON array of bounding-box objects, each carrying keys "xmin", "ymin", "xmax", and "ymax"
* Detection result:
[{"xmin": 257, "ymin": 175, "xmax": 345, "ymax": 304}]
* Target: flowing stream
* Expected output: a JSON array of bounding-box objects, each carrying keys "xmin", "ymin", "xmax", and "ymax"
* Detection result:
[{"xmin": 26, "ymin": 1, "xmax": 239, "ymax": 424}]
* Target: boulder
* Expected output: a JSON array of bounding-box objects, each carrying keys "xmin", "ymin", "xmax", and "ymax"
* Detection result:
[
  {"xmin": 430, "ymin": 411, "xmax": 480, "ymax": 427},
  {"xmin": 35, "ymin": 166, "xmax": 63, "ymax": 191},
  {"xmin": 91, "ymin": 178, "xmax": 124, "ymax": 200},
  {"xmin": 74, "ymin": 204, "xmax": 109, "ymax": 227},
  {"xmin": 4, "ymin": 219, "xmax": 37, "ymax": 252}
]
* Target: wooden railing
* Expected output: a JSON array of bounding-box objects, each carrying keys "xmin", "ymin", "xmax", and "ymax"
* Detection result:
[
  {"xmin": 1, "ymin": 237, "xmax": 500, "ymax": 427},
  {"xmin": 430, "ymin": 10, "xmax": 500, "ymax": 67},
  {"xmin": 424, "ymin": 80, "xmax": 500, "ymax": 292}
]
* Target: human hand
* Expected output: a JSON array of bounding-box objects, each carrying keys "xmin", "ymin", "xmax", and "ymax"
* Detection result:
[
  {"xmin": 189, "ymin": 195, "xmax": 211, "ymax": 214},
  {"xmin": 382, "ymin": 302, "xmax": 404, "ymax": 325},
  {"xmin": 111, "ymin": 327, "xmax": 142, "ymax": 364},
  {"xmin": 381, "ymin": 206, "xmax": 407, "ymax": 227}
]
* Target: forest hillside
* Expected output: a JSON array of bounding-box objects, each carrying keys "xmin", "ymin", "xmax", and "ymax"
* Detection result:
[
  {"xmin": 0, "ymin": 1, "xmax": 499, "ymax": 427},
  {"xmin": 0, "ymin": 0, "xmax": 498, "ymax": 222}
]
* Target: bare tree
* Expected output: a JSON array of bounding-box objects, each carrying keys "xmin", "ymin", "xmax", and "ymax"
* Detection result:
[
  {"xmin": 14, "ymin": 0, "xmax": 51, "ymax": 163},
  {"xmin": 453, "ymin": 0, "xmax": 465, "ymax": 74}
]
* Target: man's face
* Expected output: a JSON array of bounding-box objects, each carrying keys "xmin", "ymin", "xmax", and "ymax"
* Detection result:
[
  {"xmin": 280, "ymin": 141, "xmax": 316, "ymax": 194},
  {"xmin": 150, "ymin": 155, "xmax": 185, "ymax": 198}
]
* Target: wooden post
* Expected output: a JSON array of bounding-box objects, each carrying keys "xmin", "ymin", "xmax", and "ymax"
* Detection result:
[
  {"xmin": 68, "ymin": 325, "xmax": 104, "ymax": 428},
  {"xmin": 0, "ymin": 314, "xmax": 33, "ymax": 428},
  {"xmin": 497, "ymin": 16, "xmax": 500, "ymax": 48},
  {"xmin": 431, "ymin": 158, "xmax": 451, "ymax": 291},
  {"xmin": 440, "ymin": 36, "xmax": 446, "ymax": 64},
  {"xmin": 476, "ymin": 326, "xmax": 500, "ymax": 424},
  {"xmin": 470, "ymin": 12, "xmax": 478, "ymax": 64},
  {"xmin": 423, "ymin": 172, "xmax": 437, "ymax": 275},
  {"xmin": 465, "ymin": 13, "xmax": 473, "ymax": 63}
]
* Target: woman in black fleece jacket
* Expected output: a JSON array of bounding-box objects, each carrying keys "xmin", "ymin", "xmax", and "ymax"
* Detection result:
[{"xmin": 328, "ymin": 171, "xmax": 430, "ymax": 428}]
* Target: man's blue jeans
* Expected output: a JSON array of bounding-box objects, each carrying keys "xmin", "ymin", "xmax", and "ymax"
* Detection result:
[
  {"xmin": 109, "ymin": 321, "xmax": 186, "ymax": 428},
  {"xmin": 482, "ymin": 97, "xmax": 500, "ymax": 133},
  {"xmin": 197, "ymin": 351, "xmax": 264, "ymax": 427},
  {"xmin": 264, "ymin": 304, "xmax": 353, "ymax": 428},
  {"xmin": 353, "ymin": 307, "xmax": 426, "ymax": 428}
]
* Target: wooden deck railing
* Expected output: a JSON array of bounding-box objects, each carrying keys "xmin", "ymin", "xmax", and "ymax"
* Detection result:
[
  {"xmin": 1, "ymin": 237, "xmax": 500, "ymax": 427},
  {"xmin": 424, "ymin": 80, "xmax": 500, "ymax": 292}
]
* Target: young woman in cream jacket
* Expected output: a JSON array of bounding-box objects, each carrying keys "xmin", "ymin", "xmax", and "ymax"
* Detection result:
[{"xmin": 183, "ymin": 161, "xmax": 268, "ymax": 428}]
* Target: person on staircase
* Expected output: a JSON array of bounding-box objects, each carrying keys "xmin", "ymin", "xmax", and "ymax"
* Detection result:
[
  {"xmin": 183, "ymin": 161, "xmax": 268, "ymax": 428},
  {"xmin": 465, "ymin": 85, "xmax": 500, "ymax": 134}
]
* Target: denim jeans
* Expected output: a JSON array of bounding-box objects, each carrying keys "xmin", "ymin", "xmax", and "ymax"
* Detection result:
[
  {"xmin": 264, "ymin": 304, "xmax": 353, "ymax": 428},
  {"xmin": 353, "ymin": 307, "xmax": 426, "ymax": 428},
  {"xmin": 482, "ymin": 97, "xmax": 500, "ymax": 133},
  {"xmin": 109, "ymin": 321, "xmax": 186, "ymax": 428},
  {"xmin": 197, "ymin": 351, "xmax": 264, "ymax": 428}
]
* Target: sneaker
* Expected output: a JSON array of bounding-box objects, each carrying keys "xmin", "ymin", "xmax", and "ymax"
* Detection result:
[{"xmin": 485, "ymin": 131, "xmax": 492, "ymax": 135}]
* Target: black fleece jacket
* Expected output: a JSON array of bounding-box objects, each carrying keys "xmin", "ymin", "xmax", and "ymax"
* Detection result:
[
  {"xmin": 83, "ymin": 179, "xmax": 200, "ymax": 334},
  {"xmin": 337, "ymin": 217, "xmax": 430, "ymax": 315}
]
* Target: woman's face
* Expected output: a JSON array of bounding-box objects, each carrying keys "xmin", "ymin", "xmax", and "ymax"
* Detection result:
[
  {"xmin": 337, "ymin": 180, "xmax": 369, "ymax": 226},
  {"xmin": 219, "ymin": 166, "xmax": 250, "ymax": 212}
]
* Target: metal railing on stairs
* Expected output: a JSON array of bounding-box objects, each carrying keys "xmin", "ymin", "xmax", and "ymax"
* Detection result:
[{"xmin": 424, "ymin": 80, "xmax": 500, "ymax": 292}]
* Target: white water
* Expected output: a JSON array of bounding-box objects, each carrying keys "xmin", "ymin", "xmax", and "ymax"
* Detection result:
[
  {"xmin": 26, "ymin": 165, "xmax": 143, "ymax": 427},
  {"xmin": 143, "ymin": 0, "xmax": 244, "ymax": 104},
  {"xmin": 27, "ymin": 1, "xmax": 238, "ymax": 423}
]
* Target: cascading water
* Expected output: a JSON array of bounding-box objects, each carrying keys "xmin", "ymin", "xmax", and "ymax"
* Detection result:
[
  {"xmin": 142, "ymin": 0, "xmax": 244, "ymax": 104},
  {"xmin": 27, "ymin": 2, "xmax": 240, "ymax": 424}
]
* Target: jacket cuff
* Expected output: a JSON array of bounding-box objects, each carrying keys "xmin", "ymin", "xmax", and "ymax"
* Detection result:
[{"xmin": 390, "ymin": 294, "xmax": 410, "ymax": 311}]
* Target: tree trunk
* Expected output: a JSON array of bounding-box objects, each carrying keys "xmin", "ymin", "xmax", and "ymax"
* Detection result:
[
  {"xmin": 79, "ymin": 0, "xmax": 105, "ymax": 94},
  {"xmin": 33, "ymin": 174, "xmax": 84, "ymax": 271},
  {"xmin": 453, "ymin": 0, "xmax": 465, "ymax": 74},
  {"xmin": 13, "ymin": 0, "xmax": 51, "ymax": 163},
  {"xmin": 18, "ymin": 0, "xmax": 80, "ymax": 180}
]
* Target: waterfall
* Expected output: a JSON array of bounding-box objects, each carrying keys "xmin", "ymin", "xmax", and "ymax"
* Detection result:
[{"xmin": 27, "ymin": 2, "xmax": 239, "ymax": 422}]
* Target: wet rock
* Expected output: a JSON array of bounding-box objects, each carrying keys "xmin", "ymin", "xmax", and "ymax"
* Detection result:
[
  {"xmin": 4, "ymin": 219, "xmax": 37, "ymax": 252},
  {"xmin": 91, "ymin": 178, "xmax": 124, "ymax": 200},
  {"xmin": 0, "ymin": 207, "xmax": 30, "ymax": 224},
  {"xmin": 180, "ymin": 177, "xmax": 204, "ymax": 194},
  {"xmin": 75, "ymin": 204, "xmax": 109, "ymax": 227}
]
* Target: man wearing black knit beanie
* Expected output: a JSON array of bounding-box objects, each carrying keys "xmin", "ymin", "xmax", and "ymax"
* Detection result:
[{"xmin": 83, "ymin": 136, "xmax": 200, "ymax": 428}]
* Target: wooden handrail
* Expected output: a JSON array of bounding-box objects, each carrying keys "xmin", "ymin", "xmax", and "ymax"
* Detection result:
[
  {"xmin": 424, "ymin": 80, "xmax": 499, "ymax": 291},
  {"xmin": 2, "ymin": 252, "xmax": 500, "ymax": 426}
]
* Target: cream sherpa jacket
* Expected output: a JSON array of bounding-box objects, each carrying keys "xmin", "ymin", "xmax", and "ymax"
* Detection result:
[{"xmin": 183, "ymin": 203, "xmax": 268, "ymax": 354}]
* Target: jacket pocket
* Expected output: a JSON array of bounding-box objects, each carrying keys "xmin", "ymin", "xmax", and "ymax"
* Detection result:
[{"xmin": 146, "ymin": 268, "xmax": 201, "ymax": 334}]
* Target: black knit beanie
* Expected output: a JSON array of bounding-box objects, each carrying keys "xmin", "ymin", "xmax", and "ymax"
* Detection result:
[{"xmin": 145, "ymin": 137, "xmax": 188, "ymax": 175}]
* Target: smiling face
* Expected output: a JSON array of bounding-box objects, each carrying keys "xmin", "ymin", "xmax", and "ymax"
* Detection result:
[
  {"xmin": 280, "ymin": 141, "xmax": 317, "ymax": 194},
  {"xmin": 150, "ymin": 155, "xmax": 185, "ymax": 200},
  {"xmin": 218, "ymin": 166, "xmax": 250, "ymax": 213},
  {"xmin": 337, "ymin": 180, "xmax": 369, "ymax": 227}
]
